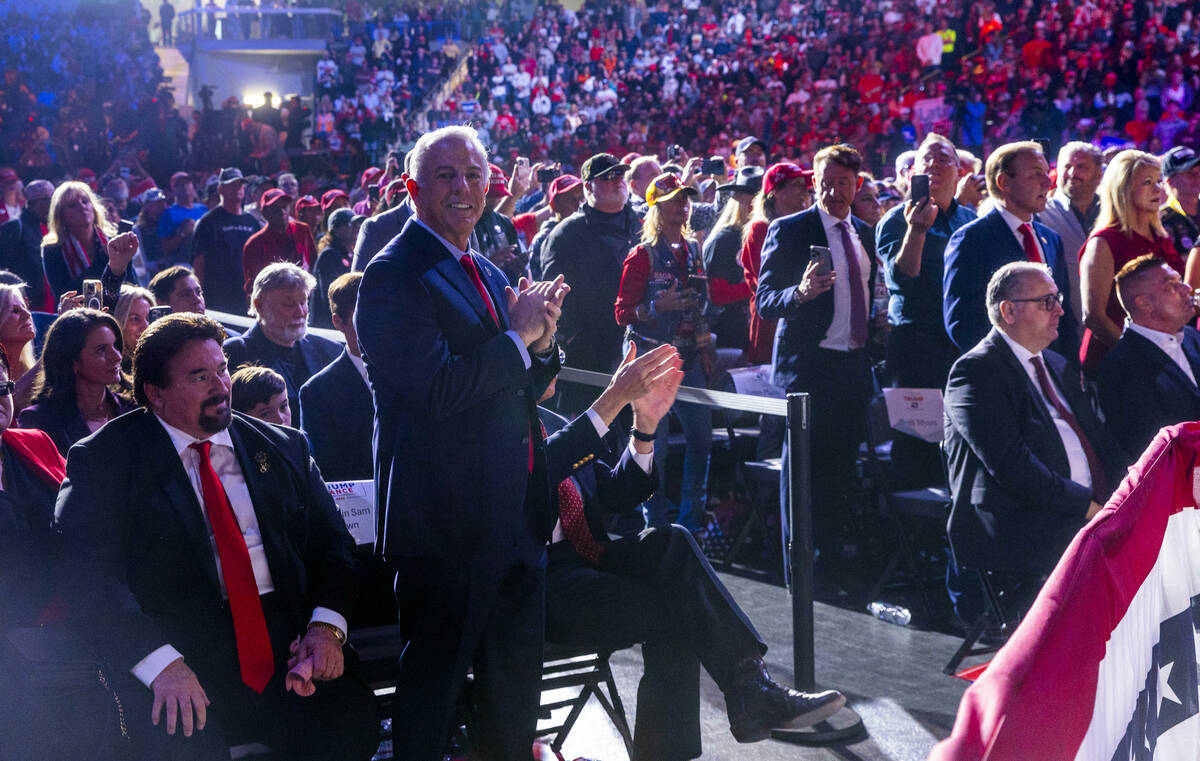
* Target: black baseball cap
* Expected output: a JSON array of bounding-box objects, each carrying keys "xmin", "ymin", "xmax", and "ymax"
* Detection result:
[
  {"xmin": 218, "ymin": 167, "xmax": 245, "ymax": 185},
  {"xmin": 1162, "ymin": 146, "xmax": 1200, "ymax": 178},
  {"xmin": 736, "ymin": 136, "xmax": 767, "ymax": 156},
  {"xmin": 582, "ymin": 153, "xmax": 631, "ymax": 181}
]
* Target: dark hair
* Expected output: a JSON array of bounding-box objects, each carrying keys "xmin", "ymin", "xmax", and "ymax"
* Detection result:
[
  {"xmin": 230, "ymin": 366, "xmax": 286, "ymax": 412},
  {"xmin": 328, "ymin": 271, "xmax": 362, "ymax": 321},
  {"xmin": 148, "ymin": 265, "xmax": 196, "ymax": 305},
  {"xmin": 133, "ymin": 313, "xmax": 226, "ymax": 406},
  {"xmin": 32, "ymin": 309, "xmax": 126, "ymax": 405}
]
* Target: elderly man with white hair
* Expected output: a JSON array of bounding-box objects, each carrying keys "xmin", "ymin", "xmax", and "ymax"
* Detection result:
[{"xmin": 223, "ymin": 262, "xmax": 340, "ymax": 416}]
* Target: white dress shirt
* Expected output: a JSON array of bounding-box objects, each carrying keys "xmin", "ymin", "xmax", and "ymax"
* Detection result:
[
  {"xmin": 131, "ymin": 416, "xmax": 347, "ymax": 687},
  {"xmin": 997, "ymin": 204, "xmax": 1046, "ymax": 263},
  {"xmin": 411, "ymin": 216, "xmax": 531, "ymax": 369},
  {"xmin": 549, "ymin": 409, "xmax": 653, "ymax": 544},
  {"xmin": 997, "ymin": 331, "xmax": 1091, "ymax": 489},
  {"xmin": 815, "ymin": 205, "xmax": 872, "ymax": 351},
  {"xmin": 1125, "ymin": 322, "xmax": 1198, "ymax": 386}
]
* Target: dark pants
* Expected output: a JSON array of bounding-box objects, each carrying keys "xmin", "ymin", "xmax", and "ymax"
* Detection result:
[
  {"xmin": 545, "ymin": 526, "xmax": 765, "ymax": 761},
  {"xmin": 886, "ymin": 324, "xmax": 959, "ymax": 489},
  {"xmin": 779, "ymin": 347, "xmax": 873, "ymax": 568},
  {"xmin": 115, "ymin": 594, "xmax": 379, "ymax": 761},
  {"xmin": 389, "ymin": 556, "xmax": 546, "ymax": 761}
]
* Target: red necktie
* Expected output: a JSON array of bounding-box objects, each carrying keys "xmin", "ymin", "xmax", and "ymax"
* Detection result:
[
  {"xmin": 541, "ymin": 423, "xmax": 605, "ymax": 564},
  {"xmin": 460, "ymin": 253, "xmax": 500, "ymax": 327},
  {"xmin": 189, "ymin": 442, "xmax": 274, "ymax": 693},
  {"xmin": 836, "ymin": 220, "xmax": 869, "ymax": 347},
  {"xmin": 1018, "ymin": 223, "xmax": 1044, "ymax": 264},
  {"xmin": 1029, "ymin": 356, "xmax": 1107, "ymax": 499}
]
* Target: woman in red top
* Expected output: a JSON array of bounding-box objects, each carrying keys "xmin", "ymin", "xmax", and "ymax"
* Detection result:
[
  {"xmin": 738, "ymin": 163, "xmax": 811, "ymax": 364},
  {"xmin": 1080, "ymin": 150, "xmax": 1183, "ymax": 372}
]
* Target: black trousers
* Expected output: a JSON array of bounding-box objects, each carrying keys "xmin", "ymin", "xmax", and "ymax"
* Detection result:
[
  {"xmin": 114, "ymin": 594, "xmax": 380, "ymax": 761},
  {"xmin": 389, "ymin": 555, "xmax": 546, "ymax": 761},
  {"xmin": 545, "ymin": 526, "xmax": 765, "ymax": 761}
]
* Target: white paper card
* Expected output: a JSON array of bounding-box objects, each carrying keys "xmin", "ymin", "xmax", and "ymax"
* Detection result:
[
  {"xmin": 883, "ymin": 387, "xmax": 945, "ymax": 443},
  {"xmin": 727, "ymin": 364, "xmax": 785, "ymax": 399},
  {"xmin": 327, "ymin": 480, "xmax": 375, "ymax": 546}
]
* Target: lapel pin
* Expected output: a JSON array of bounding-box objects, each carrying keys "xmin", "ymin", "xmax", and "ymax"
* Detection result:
[{"xmin": 254, "ymin": 451, "xmax": 269, "ymax": 474}]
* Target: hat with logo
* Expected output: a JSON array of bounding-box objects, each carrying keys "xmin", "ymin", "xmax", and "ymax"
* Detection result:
[
  {"xmin": 321, "ymin": 189, "xmax": 349, "ymax": 210},
  {"xmin": 295, "ymin": 195, "xmax": 320, "ymax": 211},
  {"xmin": 487, "ymin": 163, "xmax": 511, "ymax": 197},
  {"xmin": 141, "ymin": 187, "xmax": 167, "ymax": 203},
  {"xmin": 218, "ymin": 167, "xmax": 245, "ymax": 185},
  {"xmin": 260, "ymin": 188, "xmax": 291, "ymax": 209},
  {"xmin": 762, "ymin": 162, "xmax": 809, "ymax": 197},
  {"xmin": 1163, "ymin": 146, "xmax": 1200, "ymax": 178},
  {"xmin": 581, "ymin": 153, "xmax": 632, "ymax": 181},
  {"xmin": 645, "ymin": 173, "xmax": 698, "ymax": 207}
]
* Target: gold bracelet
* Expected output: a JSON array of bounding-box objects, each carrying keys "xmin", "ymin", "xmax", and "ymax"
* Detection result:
[{"xmin": 307, "ymin": 620, "xmax": 346, "ymax": 646}]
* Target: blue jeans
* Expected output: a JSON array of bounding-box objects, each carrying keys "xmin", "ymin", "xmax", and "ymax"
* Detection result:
[{"xmin": 644, "ymin": 362, "xmax": 712, "ymax": 532}]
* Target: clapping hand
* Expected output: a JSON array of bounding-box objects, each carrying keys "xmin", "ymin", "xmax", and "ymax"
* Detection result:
[
  {"xmin": 631, "ymin": 349, "xmax": 685, "ymax": 433},
  {"xmin": 590, "ymin": 343, "xmax": 681, "ymax": 424},
  {"xmin": 506, "ymin": 275, "xmax": 570, "ymax": 350},
  {"xmin": 106, "ymin": 231, "xmax": 140, "ymax": 275}
]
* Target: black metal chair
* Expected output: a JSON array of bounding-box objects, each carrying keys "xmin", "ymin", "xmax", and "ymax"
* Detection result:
[{"xmin": 537, "ymin": 644, "xmax": 634, "ymax": 757}]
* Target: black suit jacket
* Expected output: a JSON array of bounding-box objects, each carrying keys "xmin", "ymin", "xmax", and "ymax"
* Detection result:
[
  {"xmin": 351, "ymin": 201, "xmax": 412, "ymax": 273},
  {"xmin": 356, "ymin": 219, "xmax": 561, "ymax": 567},
  {"xmin": 0, "ymin": 209, "xmax": 52, "ymax": 311},
  {"xmin": 1098, "ymin": 326, "xmax": 1200, "ymax": 460},
  {"xmin": 224, "ymin": 322, "xmax": 342, "ymax": 419},
  {"xmin": 754, "ymin": 206, "xmax": 878, "ymax": 391},
  {"xmin": 53, "ymin": 410, "xmax": 358, "ymax": 673},
  {"xmin": 944, "ymin": 330, "xmax": 1124, "ymax": 576},
  {"xmin": 299, "ymin": 349, "xmax": 373, "ymax": 483}
]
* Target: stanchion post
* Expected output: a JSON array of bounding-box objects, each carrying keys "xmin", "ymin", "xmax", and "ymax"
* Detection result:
[{"xmin": 786, "ymin": 392, "xmax": 815, "ymax": 692}]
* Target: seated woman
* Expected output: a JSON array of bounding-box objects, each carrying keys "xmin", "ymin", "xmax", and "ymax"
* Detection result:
[
  {"xmin": 0, "ymin": 283, "xmax": 38, "ymax": 411},
  {"xmin": 230, "ymin": 365, "xmax": 292, "ymax": 426},
  {"xmin": 17, "ymin": 310, "xmax": 136, "ymax": 455},
  {"xmin": 112, "ymin": 284, "xmax": 155, "ymax": 373}
]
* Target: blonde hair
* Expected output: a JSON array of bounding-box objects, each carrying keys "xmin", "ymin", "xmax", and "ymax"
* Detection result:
[
  {"xmin": 0, "ymin": 284, "xmax": 35, "ymax": 377},
  {"xmin": 640, "ymin": 202, "xmax": 694, "ymax": 247},
  {"xmin": 114, "ymin": 285, "xmax": 156, "ymax": 334},
  {"xmin": 42, "ymin": 181, "xmax": 116, "ymax": 248},
  {"xmin": 713, "ymin": 195, "xmax": 753, "ymax": 234},
  {"xmin": 1094, "ymin": 149, "xmax": 1167, "ymax": 237}
]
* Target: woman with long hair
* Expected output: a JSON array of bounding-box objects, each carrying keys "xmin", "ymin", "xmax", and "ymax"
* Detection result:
[
  {"xmin": 739, "ymin": 163, "xmax": 812, "ymax": 365},
  {"xmin": 113, "ymin": 284, "xmax": 155, "ymax": 373},
  {"xmin": 0, "ymin": 283, "xmax": 38, "ymax": 410},
  {"xmin": 703, "ymin": 167, "xmax": 763, "ymax": 352},
  {"xmin": 40, "ymin": 181, "xmax": 128, "ymax": 303},
  {"xmin": 614, "ymin": 173, "xmax": 713, "ymax": 533},
  {"xmin": 1079, "ymin": 150, "xmax": 1183, "ymax": 372},
  {"xmin": 17, "ymin": 309, "xmax": 135, "ymax": 455}
]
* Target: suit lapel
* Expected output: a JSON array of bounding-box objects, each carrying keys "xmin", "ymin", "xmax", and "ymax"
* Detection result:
[
  {"xmin": 984, "ymin": 210, "xmax": 1025, "ymax": 265},
  {"xmin": 1129, "ymin": 329, "xmax": 1200, "ymax": 396},
  {"xmin": 986, "ymin": 330, "xmax": 1054, "ymax": 427},
  {"xmin": 1032, "ymin": 220, "xmax": 1057, "ymax": 270},
  {"xmin": 431, "ymin": 248, "xmax": 503, "ymax": 333}
]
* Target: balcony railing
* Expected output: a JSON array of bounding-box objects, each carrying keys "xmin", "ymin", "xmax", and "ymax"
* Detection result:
[{"xmin": 177, "ymin": 7, "xmax": 341, "ymax": 43}]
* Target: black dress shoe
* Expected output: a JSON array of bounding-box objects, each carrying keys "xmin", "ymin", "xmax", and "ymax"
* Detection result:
[{"xmin": 725, "ymin": 658, "xmax": 847, "ymax": 743}]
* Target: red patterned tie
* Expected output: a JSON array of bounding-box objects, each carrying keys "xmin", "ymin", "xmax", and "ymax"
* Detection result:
[
  {"xmin": 836, "ymin": 220, "xmax": 869, "ymax": 347},
  {"xmin": 1029, "ymin": 356, "xmax": 1107, "ymax": 499},
  {"xmin": 540, "ymin": 423, "xmax": 605, "ymax": 563},
  {"xmin": 189, "ymin": 442, "xmax": 274, "ymax": 693},
  {"xmin": 460, "ymin": 254, "xmax": 500, "ymax": 327},
  {"xmin": 1018, "ymin": 223, "xmax": 1044, "ymax": 264}
]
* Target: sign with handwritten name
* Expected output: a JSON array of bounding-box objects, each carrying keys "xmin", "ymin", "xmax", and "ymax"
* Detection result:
[
  {"xmin": 326, "ymin": 480, "xmax": 375, "ymax": 546},
  {"xmin": 727, "ymin": 364, "xmax": 785, "ymax": 399},
  {"xmin": 883, "ymin": 388, "xmax": 944, "ymax": 443}
]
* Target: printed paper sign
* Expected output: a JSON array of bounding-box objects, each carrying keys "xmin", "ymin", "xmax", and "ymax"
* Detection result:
[
  {"xmin": 327, "ymin": 480, "xmax": 375, "ymax": 546},
  {"xmin": 883, "ymin": 387, "xmax": 945, "ymax": 443},
  {"xmin": 727, "ymin": 364, "xmax": 785, "ymax": 399}
]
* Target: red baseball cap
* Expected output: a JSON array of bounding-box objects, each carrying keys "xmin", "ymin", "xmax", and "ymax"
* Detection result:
[
  {"xmin": 487, "ymin": 163, "xmax": 511, "ymax": 197},
  {"xmin": 321, "ymin": 189, "xmax": 349, "ymax": 210},
  {"xmin": 762, "ymin": 162, "xmax": 808, "ymax": 197},
  {"xmin": 385, "ymin": 178, "xmax": 407, "ymax": 204},
  {"xmin": 0, "ymin": 168, "xmax": 18, "ymax": 185},
  {"xmin": 360, "ymin": 166, "xmax": 383, "ymax": 189},
  {"xmin": 295, "ymin": 195, "xmax": 320, "ymax": 211},
  {"xmin": 547, "ymin": 174, "xmax": 582, "ymax": 204},
  {"xmin": 260, "ymin": 188, "xmax": 290, "ymax": 209}
]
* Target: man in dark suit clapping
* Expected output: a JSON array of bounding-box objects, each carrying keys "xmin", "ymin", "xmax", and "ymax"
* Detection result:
[
  {"xmin": 53, "ymin": 313, "xmax": 378, "ymax": 761},
  {"xmin": 756, "ymin": 143, "xmax": 877, "ymax": 561},
  {"xmin": 945, "ymin": 262, "xmax": 1123, "ymax": 585},
  {"xmin": 1098, "ymin": 255, "xmax": 1200, "ymax": 460}
]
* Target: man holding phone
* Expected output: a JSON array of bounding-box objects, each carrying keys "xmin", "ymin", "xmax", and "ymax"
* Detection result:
[{"xmin": 756, "ymin": 144, "xmax": 877, "ymax": 570}]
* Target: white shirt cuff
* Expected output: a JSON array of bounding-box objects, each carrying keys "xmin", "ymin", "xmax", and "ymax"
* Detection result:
[
  {"xmin": 309, "ymin": 607, "xmax": 348, "ymax": 640},
  {"xmin": 586, "ymin": 408, "xmax": 608, "ymax": 438},
  {"xmin": 132, "ymin": 645, "xmax": 185, "ymax": 688},
  {"xmin": 628, "ymin": 441, "xmax": 653, "ymax": 473},
  {"xmin": 506, "ymin": 329, "xmax": 532, "ymax": 369}
]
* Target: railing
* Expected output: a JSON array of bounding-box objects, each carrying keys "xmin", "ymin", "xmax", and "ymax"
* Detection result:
[{"xmin": 177, "ymin": 7, "xmax": 341, "ymax": 43}]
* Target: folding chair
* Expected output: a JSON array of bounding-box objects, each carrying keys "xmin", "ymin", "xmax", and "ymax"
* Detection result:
[{"xmin": 537, "ymin": 644, "xmax": 634, "ymax": 757}]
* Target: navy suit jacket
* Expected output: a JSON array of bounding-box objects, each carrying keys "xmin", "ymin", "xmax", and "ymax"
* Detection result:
[
  {"xmin": 1097, "ymin": 326, "xmax": 1200, "ymax": 461},
  {"xmin": 754, "ymin": 205, "xmax": 878, "ymax": 391},
  {"xmin": 299, "ymin": 349, "xmax": 374, "ymax": 483},
  {"xmin": 944, "ymin": 330, "xmax": 1124, "ymax": 576},
  {"xmin": 53, "ymin": 410, "xmax": 358, "ymax": 674},
  {"xmin": 943, "ymin": 208, "xmax": 1078, "ymax": 357},
  {"xmin": 356, "ymin": 219, "xmax": 561, "ymax": 567},
  {"xmin": 224, "ymin": 322, "xmax": 342, "ymax": 419}
]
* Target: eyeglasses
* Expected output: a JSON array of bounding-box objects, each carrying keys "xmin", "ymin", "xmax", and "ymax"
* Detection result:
[
  {"xmin": 1007, "ymin": 292, "xmax": 1064, "ymax": 311},
  {"xmin": 0, "ymin": 381, "xmax": 14, "ymax": 397}
]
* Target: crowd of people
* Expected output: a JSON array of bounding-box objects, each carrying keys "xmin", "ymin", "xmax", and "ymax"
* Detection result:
[{"xmin": 4, "ymin": 0, "xmax": 1200, "ymax": 759}]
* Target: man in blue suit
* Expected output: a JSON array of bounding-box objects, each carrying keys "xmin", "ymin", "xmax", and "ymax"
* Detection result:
[
  {"xmin": 1099, "ymin": 255, "xmax": 1200, "ymax": 460},
  {"xmin": 943, "ymin": 141, "xmax": 1080, "ymax": 360},
  {"xmin": 355, "ymin": 125, "xmax": 571, "ymax": 761},
  {"xmin": 299, "ymin": 271, "xmax": 371, "ymax": 482},
  {"xmin": 756, "ymin": 144, "xmax": 877, "ymax": 562}
]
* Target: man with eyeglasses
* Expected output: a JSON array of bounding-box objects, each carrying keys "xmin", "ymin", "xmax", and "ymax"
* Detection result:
[
  {"xmin": 944, "ymin": 261, "xmax": 1123, "ymax": 590},
  {"xmin": 540, "ymin": 153, "xmax": 642, "ymax": 413}
]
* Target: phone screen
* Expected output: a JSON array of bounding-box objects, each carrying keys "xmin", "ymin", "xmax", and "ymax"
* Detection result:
[{"xmin": 910, "ymin": 173, "xmax": 930, "ymax": 203}]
